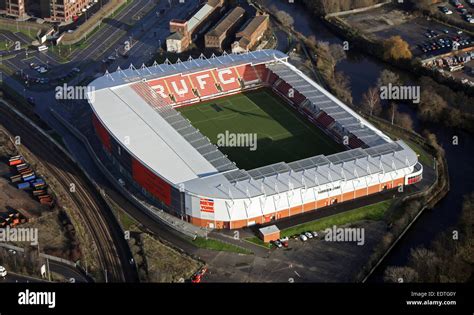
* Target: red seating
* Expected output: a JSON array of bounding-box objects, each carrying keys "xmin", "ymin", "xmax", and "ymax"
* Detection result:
[
  {"xmin": 267, "ymin": 71, "xmax": 279, "ymax": 85},
  {"xmin": 165, "ymin": 75, "xmax": 197, "ymax": 103},
  {"xmin": 145, "ymin": 78, "xmax": 174, "ymax": 105},
  {"xmin": 293, "ymin": 91, "xmax": 306, "ymax": 105},
  {"xmin": 132, "ymin": 82, "xmax": 173, "ymax": 107},
  {"xmin": 349, "ymin": 136, "xmax": 365, "ymax": 149},
  {"xmin": 275, "ymin": 80, "xmax": 292, "ymax": 97},
  {"xmin": 187, "ymin": 70, "xmax": 220, "ymax": 98},
  {"xmin": 315, "ymin": 112, "xmax": 335, "ymax": 129},
  {"xmin": 235, "ymin": 64, "xmax": 259, "ymax": 82},
  {"xmin": 254, "ymin": 64, "xmax": 268, "ymax": 81},
  {"xmin": 214, "ymin": 68, "xmax": 241, "ymax": 91}
]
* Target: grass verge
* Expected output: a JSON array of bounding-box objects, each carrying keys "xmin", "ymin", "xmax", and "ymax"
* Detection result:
[
  {"xmin": 280, "ymin": 200, "xmax": 393, "ymax": 238},
  {"xmin": 245, "ymin": 236, "xmax": 272, "ymax": 249}
]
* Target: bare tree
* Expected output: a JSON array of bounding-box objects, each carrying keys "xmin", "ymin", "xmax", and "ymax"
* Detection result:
[
  {"xmin": 384, "ymin": 266, "xmax": 419, "ymax": 283},
  {"xmin": 275, "ymin": 10, "xmax": 294, "ymax": 29},
  {"xmin": 361, "ymin": 87, "xmax": 382, "ymax": 116},
  {"xmin": 377, "ymin": 69, "xmax": 401, "ymax": 87}
]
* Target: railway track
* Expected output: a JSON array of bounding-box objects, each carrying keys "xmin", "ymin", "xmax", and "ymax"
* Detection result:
[{"xmin": 0, "ymin": 102, "xmax": 138, "ymax": 282}]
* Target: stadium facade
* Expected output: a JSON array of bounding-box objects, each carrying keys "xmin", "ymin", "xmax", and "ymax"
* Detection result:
[{"xmin": 87, "ymin": 50, "xmax": 423, "ymax": 229}]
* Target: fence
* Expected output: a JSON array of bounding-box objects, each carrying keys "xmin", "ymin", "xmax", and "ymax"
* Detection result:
[{"xmin": 0, "ymin": 242, "xmax": 76, "ymax": 267}]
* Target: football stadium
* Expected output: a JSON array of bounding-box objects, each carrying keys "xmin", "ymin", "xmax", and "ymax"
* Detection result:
[{"xmin": 87, "ymin": 49, "xmax": 423, "ymax": 229}]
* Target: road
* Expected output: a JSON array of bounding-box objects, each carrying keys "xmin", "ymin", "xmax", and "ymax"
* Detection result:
[{"xmin": 0, "ymin": 100, "xmax": 138, "ymax": 283}]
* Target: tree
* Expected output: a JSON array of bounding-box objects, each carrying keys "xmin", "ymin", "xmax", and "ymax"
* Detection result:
[
  {"xmin": 333, "ymin": 71, "xmax": 352, "ymax": 105},
  {"xmin": 361, "ymin": 86, "xmax": 382, "ymax": 116},
  {"xmin": 384, "ymin": 266, "xmax": 419, "ymax": 283},
  {"xmin": 377, "ymin": 69, "xmax": 401, "ymax": 87},
  {"xmin": 409, "ymin": 247, "xmax": 440, "ymax": 282},
  {"xmin": 275, "ymin": 10, "xmax": 294, "ymax": 29},
  {"xmin": 397, "ymin": 113, "xmax": 414, "ymax": 131},
  {"xmin": 383, "ymin": 36, "xmax": 413, "ymax": 61},
  {"xmin": 418, "ymin": 90, "xmax": 447, "ymax": 122},
  {"xmin": 329, "ymin": 43, "xmax": 346, "ymax": 64}
]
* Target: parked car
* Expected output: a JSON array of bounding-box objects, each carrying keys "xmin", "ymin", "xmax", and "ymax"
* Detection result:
[
  {"xmin": 0, "ymin": 266, "xmax": 7, "ymax": 278},
  {"xmin": 299, "ymin": 234, "xmax": 308, "ymax": 242},
  {"xmin": 273, "ymin": 240, "xmax": 283, "ymax": 248},
  {"xmin": 304, "ymin": 232, "xmax": 313, "ymax": 239},
  {"xmin": 281, "ymin": 240, "xmax": 289, "ymax": 248},
  {"xmin": 279, "ymin": 237, "xmax": 289, "ymax": 242},
  {"xmin": 312, "ymin": 231, "xmax": 319, "ymax": 238},
  {"xmin": 440, "ymin": 6, "xmax": 453, "ymax": 14}
]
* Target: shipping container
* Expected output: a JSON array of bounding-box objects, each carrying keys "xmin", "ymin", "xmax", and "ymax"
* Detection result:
[
  {"xmin": 19, "ymin": 168, "xmax": 33, "ymax": 175},
  {"xmin": 33, "ymin": 183, "xmax": 46, "ymax": 190},
  {"xmin": 23, "ymin": 175, "xmax": 36, "ymax": 182},
  {"xmin": 32, "ymin": 190, "xmax": 47, "ymax": 197},
  {"xmin": 21, "ymin": 172, "xmax": 35, "ymax": 179},
  {"xmin": 9, "ymin": 159, "xmax": 23, "ymax": 166},
  {"xmin": 16, "ymin": 163, "xmax": 28, "ymax": 171},
  {"xmin": 32, "ymin": 179, "xmax": 45, "ymax": 185},
  {"xmin": 17, "ymin": 182, "xmax": 30, "ymax": 190},
  {"xmin": 10, "ymin": 174, "xmax": 22, "ymax": 183}
]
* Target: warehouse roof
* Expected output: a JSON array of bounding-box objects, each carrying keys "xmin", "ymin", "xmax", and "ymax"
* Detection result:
[
  {"xmin": 237, "ymin": 14, "xmax": 268, "ymax": 39},
  {"xmin": 188, "ymin": 3, "xmax": 214, "ymax": 33},
  {"xmin": 206, "ymin": 7, "xmax": 245, "ymax": 38}
]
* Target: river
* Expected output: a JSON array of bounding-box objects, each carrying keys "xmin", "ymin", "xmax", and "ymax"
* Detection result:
[{"xmin": 264, "ymin": 0, "xmax": 474, "ymax": 282}]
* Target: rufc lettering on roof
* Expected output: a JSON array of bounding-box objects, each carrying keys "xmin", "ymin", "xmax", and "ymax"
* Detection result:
[{"xmin": 148, "ymin": 68, "xmax": 237, "ymax": 98}]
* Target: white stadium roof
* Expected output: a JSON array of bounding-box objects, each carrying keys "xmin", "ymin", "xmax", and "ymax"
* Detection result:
[{"xmin": 88, "ymin": 50, "xmax": 418, "ymax": 199}]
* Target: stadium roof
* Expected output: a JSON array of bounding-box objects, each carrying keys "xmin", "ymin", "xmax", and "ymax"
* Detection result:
[
  {"xmin": 267, "ymin": 62, "xmax": 390, "ymax": 147},
  {"xmin": 182, "ymin": 140, "xmax": 418, "ymax": 199},
  {"xmin": 88, "ymin": 49, "xmax": 418, "ymax": 199},
  {"xmin": 92, "ymin": 49, "xmax": 288, "ymax": 91}
]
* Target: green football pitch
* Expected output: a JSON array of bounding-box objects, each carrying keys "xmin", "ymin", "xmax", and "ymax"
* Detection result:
[{"xmin": 177, "ymin": 88, "xmax": 345, "ymax": 170}]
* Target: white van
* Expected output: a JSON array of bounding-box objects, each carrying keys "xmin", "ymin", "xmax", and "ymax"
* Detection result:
[{"xmin": 37, "ymin": 45, "xmax": 48, "ymax": 52}]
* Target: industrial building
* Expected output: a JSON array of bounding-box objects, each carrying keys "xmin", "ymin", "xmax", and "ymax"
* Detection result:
[
  {"xmin": 167, "ymin": 0, "xmax": 225, "ymax": 53},
  {"xmin": 0, "ymin": 0, "xmax": 91, "ymax": 23},
  {"xmin": 204, "ymin": 6, "xmax": 245, "ymax": 49},
  {"xmin": 87, "ymin": 49, "xmax": 423, "ymax": 230},
  {"xmin": 232, "ymin": 14, "xmax": 269, "ymax": 53},
  {"xmin": 0, "ymin": 0, "xmax": 26, "ymax": 18}
]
